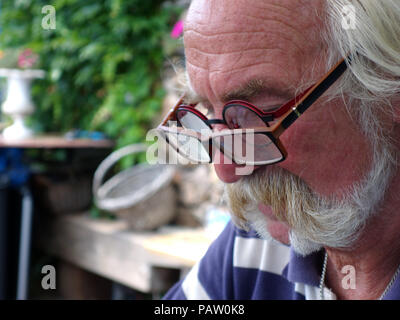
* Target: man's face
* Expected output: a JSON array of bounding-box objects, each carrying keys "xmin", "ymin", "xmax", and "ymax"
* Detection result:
[{"xmin": 183, "ymin": 0, "xmax": 373, "ymax": 247}]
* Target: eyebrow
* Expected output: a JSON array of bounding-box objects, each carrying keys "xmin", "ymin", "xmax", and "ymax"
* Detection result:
[
  {"xmin": 221, "ymin": 79, "xmax": 293, "ymax": 103},
  {"xmin": 182, "ymin": 78, "xmax": 293, "ymax": 105}
]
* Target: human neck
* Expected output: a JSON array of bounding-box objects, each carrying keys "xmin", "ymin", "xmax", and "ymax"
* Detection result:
[
  {"xmin": 325, "ymin": 241, "xmax": 400, "ymax": 300},
  {"xmin": 323, "ymin": 174, "xmax": 400, "ymax": 300}
]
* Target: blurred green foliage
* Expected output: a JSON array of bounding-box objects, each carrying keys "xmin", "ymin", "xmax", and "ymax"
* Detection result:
[{"xmin": 0, "ymin": 0, "xmax": 182, "ymax": 167}]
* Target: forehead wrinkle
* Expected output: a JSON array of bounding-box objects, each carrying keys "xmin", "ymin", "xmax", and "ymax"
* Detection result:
[
  {"xmin": 186, "ymin": 45, "xmax": 286, "ymax": 58},
  {"xmin": 184, "ymin": 25, "xmax": 305, "ymax": 57},
  {"xmin": 186, "ymin": 0, "xmax": 315, "ymax": 36},
  {"xmin": 184, "ymin": 25, "xmax": 310, "ymax": 79},
  {"xmin": 185, "ymin": 39, "xmax": 305, "ymax": 79},
  {"xmin": 185, "ymin": 0, "xmax": 321, "ymax": 54},
  {"xmin": 186, "ymin": 49, "xmax": 285, "ymax": 77}
]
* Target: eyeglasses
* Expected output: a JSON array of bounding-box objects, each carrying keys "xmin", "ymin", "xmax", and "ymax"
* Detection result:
[{"xmin": 156, "ymin": 58, "xmax": 348, "ymax": 166}]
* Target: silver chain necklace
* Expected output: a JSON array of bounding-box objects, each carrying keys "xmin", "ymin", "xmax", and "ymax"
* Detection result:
[{"xmin": 319, "ymin": 251, "xmax": 400, "ymax": 300}]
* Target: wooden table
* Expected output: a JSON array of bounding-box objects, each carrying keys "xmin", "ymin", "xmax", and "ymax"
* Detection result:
[
  {"xmin": 35, "ymin": 213, "xmax": 214, "ymax": 295},
  {"xmin": 0, "ymin": 135, "xmax": 114, "ymax": 149}
]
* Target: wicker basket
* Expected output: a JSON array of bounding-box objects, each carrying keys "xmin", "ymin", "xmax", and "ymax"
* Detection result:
[{"xmin": 93, "ymin": 144, "xmax": 177, "ymax": 231}]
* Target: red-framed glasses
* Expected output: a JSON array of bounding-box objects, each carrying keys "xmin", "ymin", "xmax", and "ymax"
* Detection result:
[{"xmin": 156, "ymin": 58, "xmax": 348, "ymax": 166}]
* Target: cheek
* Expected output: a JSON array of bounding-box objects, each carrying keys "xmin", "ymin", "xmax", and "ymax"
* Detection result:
[
  {"xmin": 267, "ymin": 220, "xmax": 290, "ymax": 245},
  {"xmin": 278, "ymin": 107, "xmax": 373, "ymax": 197}
]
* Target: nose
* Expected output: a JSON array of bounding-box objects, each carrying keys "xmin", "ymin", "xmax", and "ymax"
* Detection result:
[
  {"xmin": 209, "ymin": 122, "xmax": 239, "ymax": 183},
  {"xmin": 211, "ymin": 123, "xmax": 259, "ymax": 183},
  {"xmin": 213, "ymin": 150, "xmax": 261, "ymax": 183},
  {"xmin": 212, "ymin": 149, "xmax": 243, "ymax": 183}
]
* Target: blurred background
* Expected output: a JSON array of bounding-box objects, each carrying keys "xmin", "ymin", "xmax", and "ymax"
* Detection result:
[{"xmin": 0, "ymin": 0, "xmax": 230, "ymax": 300}]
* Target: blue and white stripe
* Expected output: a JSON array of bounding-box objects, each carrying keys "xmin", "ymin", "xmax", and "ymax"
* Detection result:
[{"xmin": 164, "ymin": 221, "xmax": 399, "ymax": 300}]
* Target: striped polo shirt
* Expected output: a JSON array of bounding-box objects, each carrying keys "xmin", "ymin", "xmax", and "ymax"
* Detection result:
[{"xmin": 163, "ymin": 221, "xmax": 400, "ymax": 300}]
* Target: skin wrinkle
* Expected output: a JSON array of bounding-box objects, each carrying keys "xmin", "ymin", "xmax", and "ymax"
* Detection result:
[
  {"xmin": 184, "ymin": 25, "xmax": 307, "ymax": 59},
  {"xmin": 209, "ymin": 61, "xmax": 281, "ymax": 77},
  {"xmin": 244, "ymin": 14, "xmax": 309, "ymax": 45},
  {"xmin": 184, "ymin": 30, "xmax": 294, "ymax": 55},
  {"xmin": 185, "ymin": 22, "xmax": 306, "ymax": 54},
  {"xmin": 244, "ymin": 1, "xmax": 322, "ymax": 54},
  {"xmin": 183, "ymin": 2, "xmax": 319, "ymax": 68},
  {"xmin": 186, "ymin": 46, "xmax": 285, "ymax": 58},
  {"xmin": 186, "ymin": 47, "xmax": 293, "ymax": 76},
  {"xmin": 186, "ymin": 60, "xmax": 284, "ymax": 83},
  {"xmin": 191, "ymin": 0, "xmax": 314, "ymax": 44},
  {"xmin": 187, "ymin": 30, "xmax": 303, "ymax": 60},
  {"xmin": 184, "ymin": 30, "xmax": 268, "ymax": 38},
  {"xmin": 250, "ymin": 1, "xmax": 297, "ymax": 13}
]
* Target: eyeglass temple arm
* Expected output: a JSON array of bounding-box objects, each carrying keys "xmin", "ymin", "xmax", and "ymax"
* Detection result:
[
  {"xmin": 280, "ymin": 57, "xmax": 349, "ymax": 131},
  {"xmin": 160, "ymin": 96, "xmax": 185, "ymax": 126}
]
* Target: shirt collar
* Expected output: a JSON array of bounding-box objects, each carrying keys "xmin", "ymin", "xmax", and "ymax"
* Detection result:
[
  {"xmin": 380, "ymin": 270, "xmax": 400, "ymax": 300},
  {"xmin": 282, "ymin": 247, "xmax": 400, "ymax": 300},
  {"xmin": 282, "ymin": 248, "xmax": 326, "ymax": 287}
]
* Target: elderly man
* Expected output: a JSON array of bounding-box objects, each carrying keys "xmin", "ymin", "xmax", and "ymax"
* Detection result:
[{"xmin": 158, "ymin": 0, "xmax": 400, "ymax": 300}]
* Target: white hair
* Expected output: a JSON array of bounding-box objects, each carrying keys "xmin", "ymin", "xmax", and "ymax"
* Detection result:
[
  {"xmin": 322, "ymin": 0, "xmax": 400, "ymax": 155},
  {"xmin": 325, "ymin": 0, "xmax": 400, "ymax": 99}
]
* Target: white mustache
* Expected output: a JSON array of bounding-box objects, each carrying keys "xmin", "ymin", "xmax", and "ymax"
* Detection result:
[{"xmin": 223, "ymin": 145, "xmax": 395, "ymax": 256}]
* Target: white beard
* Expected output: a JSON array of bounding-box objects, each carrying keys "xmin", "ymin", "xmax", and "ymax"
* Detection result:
[{"xmin": 225, "ymin": 143, "xmax": 396, "ymax": 257}]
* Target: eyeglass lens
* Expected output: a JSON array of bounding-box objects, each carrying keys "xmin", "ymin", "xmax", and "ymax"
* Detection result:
[{"xmin": 171, "ymin": 104, "xmax": 283, "ymax": 164}]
